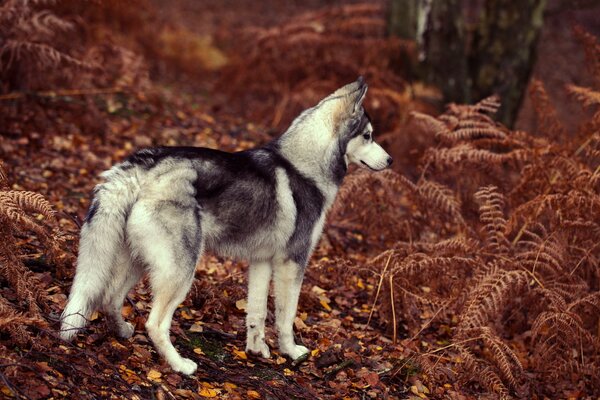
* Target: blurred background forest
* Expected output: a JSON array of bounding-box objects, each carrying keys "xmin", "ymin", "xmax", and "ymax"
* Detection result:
[{"xmin": 1, "ymin": 0, "xmax": 599, "ymax": 399}]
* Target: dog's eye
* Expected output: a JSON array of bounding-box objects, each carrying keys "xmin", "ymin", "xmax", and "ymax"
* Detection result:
[{"xmin": 363, "ymin": 133, "xmax": 371, "ymax": 140}]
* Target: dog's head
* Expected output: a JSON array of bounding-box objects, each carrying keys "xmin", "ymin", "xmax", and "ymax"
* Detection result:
[{"xmin": 317, "ymin": 77, "xmax": 392, "ymax": 172}]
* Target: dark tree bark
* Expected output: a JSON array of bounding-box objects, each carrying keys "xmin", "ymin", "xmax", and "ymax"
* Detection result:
[
  {"xmin": 388, "ymin": 0, "xmax": 548, "ymax": 127},
  {"xmin": 473, "ymin": 0, "xmax": 547, "ymax": 125},
  {"xmin": 421, "ymin": 0, "xmax": 470, "ymax": 104},
  {"xmin": 387, "ymin": 0, "xmax": 420, "ymax": 39}
]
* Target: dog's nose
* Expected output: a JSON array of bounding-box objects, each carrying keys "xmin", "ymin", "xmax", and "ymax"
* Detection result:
[{"xmin": 387, "ymin": 157, "xmax": 393, "ymax": 166}]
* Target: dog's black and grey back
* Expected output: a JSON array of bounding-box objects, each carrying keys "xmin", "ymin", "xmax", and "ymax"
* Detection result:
[{"xmin": 60, "ymin": 77, "xmax": 392, "ymax": 374}]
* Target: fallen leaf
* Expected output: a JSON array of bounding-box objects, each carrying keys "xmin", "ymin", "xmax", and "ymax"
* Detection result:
[
  {"xmin": 235, "ymin": 299, "xmax": 247, "ymax": 311},
  {"xmin": 174, "ymin": 388, "xmax": 195, "ymax": 398},
  {"xmin": 180, "ymin": 308, "xmax": 194, "ymax": 320},
  {"xmin": 275, "ymin": 356, "xmax": 287, "ymax": 365},
  {"xmin": 198, "ymin": 382, "xmax": 219, "ymax": 398},
  {"xmin": 311, "ymin": 285, "xmax": 327, "ymax": 295},
  {"xmin": 198, "ymin": 387, "xmax": 217, "ymax": 398},
  {"xmin": 119, "ymin": 365, "xmax": 141, "ymax": 384},
  {"xmin": 320, "ymin": 298, "xmax": 332, "ymax": 312},
  {"xmin": 147, "ymin": 369, "xmax": 162, "ymax": 383},
  {"xmin": 223, "ymin": 382, "xmax": 238, "ymax": 391},
  {"xmin": 232, "ymin": 349, "xmax": 247, "ymax": 360},
  {"xmin": 0, "ymin": 386, "xmax": 14, "ymax": 397},
  {"xmin": 294, "ymin": 316, "xmax": 307, "ymax": 329},
  {"xmin": 364, "ymin": 372, "xmax": 379, "ymax": 387}
]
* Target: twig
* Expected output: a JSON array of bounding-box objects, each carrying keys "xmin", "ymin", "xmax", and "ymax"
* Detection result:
[
  {"xmin": 58, "ymin": 211, "xmax": 82, "ymax": 229},
  {"xmin": 486, "ymin": 253, "xmax": 545, "ymax": 289},
  {"xmin": 0, "ymin": 370, "xmax": 28, "ymax": 400},
  {"xmin": 426, "ymin": 336, "xmax": 482, "ymax": 354},
  {"xmin": 200, "ymin": 325, "xmax": 237, "ymax": 339},
  {"xmin": 390, "ymin": 273, "xmax": 397, "ymax": 344},
  {"xmin": 0, "ymin": 87, "xmax": 129, "ymax": 101},
  {"xmin": 323, "ymin": 359, "xmax": 355, "ymax": 381},
  {"xmin": 408, "ymin": 303, "xmax": 446, "ymax": 342},
  {"xmin": 366, "ymin": 252, "xmax": 393, "ymax": 328}
]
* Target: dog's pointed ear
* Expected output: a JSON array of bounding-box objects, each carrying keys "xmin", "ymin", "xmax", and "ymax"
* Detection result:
[{"xmin": 352, "ymin": 76, "xmax": 368, "ymax": 114}]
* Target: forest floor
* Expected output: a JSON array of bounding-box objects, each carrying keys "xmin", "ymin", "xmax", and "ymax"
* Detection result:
[{"xmin": 1, "ymin": 1, "xmax": 599, "ymax": 399}]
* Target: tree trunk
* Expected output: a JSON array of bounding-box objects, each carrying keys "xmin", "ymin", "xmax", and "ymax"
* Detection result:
[
  {"xmin": 387, "ymin": 0, "xmax": 547, "ymax": 127},
  {"xmin": 422, "ymin": 0, "xmax": 470, "ymax": 104},
  {"xmin": 473, "ymin": 0, "xmax": 547, "ymax": 125},
  {"xmin": 387, "ymin": 0, "xmax": 420, "ymax": 39}
]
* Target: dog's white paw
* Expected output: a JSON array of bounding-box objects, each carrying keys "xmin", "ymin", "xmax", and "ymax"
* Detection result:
[
  {"xmin": 117, "ymin": 321, "xmax": 135, "ymax": 339},
  {"xmin": 246, "ymin": 341, "xmax": 271, "ymax": 359},
  {"xmin": 246, "ymin": 328, "xmax": 271, "ymax": 358},
  {"xmin": 281, "ymin": 344, "xmax": 309, "ymax": 360},
  {"xmin": 172, "ymin": 357, "xmax": 197, "ymax": 375}
]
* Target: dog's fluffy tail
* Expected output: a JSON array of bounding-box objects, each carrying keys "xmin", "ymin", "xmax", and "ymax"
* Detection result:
[{"xmin": 60, "ymin": 167, "xmax": 138, "ymax": 341}]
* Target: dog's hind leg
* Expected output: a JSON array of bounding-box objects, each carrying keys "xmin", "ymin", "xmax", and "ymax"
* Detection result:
[
  {"xmin": 128, "ymin": 199, "xmax": 201, "ymax": 375},
  {"xmin": 273, "ymin": 260, "xmax": 309, "ymax": 360},
  {"xmin": 245, "ymin": 261, "xmax": 272, "ymax": 358},
  {"xmin": 102, "ymin": 245, "xmax": 143, "ymax": 339},
  {"xmin": 145, "ymin": 266, "xmax": 196, "ymax": 374}
]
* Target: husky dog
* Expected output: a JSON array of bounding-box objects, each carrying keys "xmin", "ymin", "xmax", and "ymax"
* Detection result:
[{"xmin": 60, "ymin": 77, "xmax": 392, "ymax": 374}]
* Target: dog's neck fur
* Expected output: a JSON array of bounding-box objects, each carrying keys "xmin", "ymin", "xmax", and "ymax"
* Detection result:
[{"xmin": 273, "ymin": 108, "xmax": 343, "ymax": 208}]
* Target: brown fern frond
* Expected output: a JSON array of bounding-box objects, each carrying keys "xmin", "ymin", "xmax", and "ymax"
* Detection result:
[
  {"xmin": 0, "ymin": 296, "xmax": 42, "ymax": 346},
  {"xmin": 409, "ymin": 111, "xmax": 451, "ymax": 137},
  {"xmin": 330, "ymin": 168, "xmax": 416, "ymax": 218},
  {"xmin": 459, "ymin": 268, "xmax": 529, "ymax": 330},
  {"xmin": 572, "ymin": 25, "xmax": 600, "ymax": 83},
  {"xmin": 394, "ymin": 255, "xmax": 478, "ymax": 279},
  {"xmin": 1, "ymin": 190, "xmax": 55, "ymax": 221},
  {"xmin": 0, "ymin": 255, "xmax": 47, "ymax": 316},
  {"xmin": 2, "ymin": 39, "xmax": 95, "ymax": 71},
  {"xmin": 530, "ymin": 305, "xmax": 597, "ymax": 380},
  {"xmin": 455, "ymin": 344, "xmax": 511, "ymax": 399},
  {"xmin": 455, "ymin": 344, "xmax": 479, "ymax": 378},
  {"xmin": 474, "ymin": 95, "xmax": 502, "ymax": 115},
  {"xmin": 0, "ymin": 162, "xmax": 6, "ymax": 187},
  {"xmin": 288, "ymin": 2, "xmax": 384, "ymax": 26},
  {"xmin": 479, "ymin": 328, "xmax": 523, "ymax": 389},
  {"xmin": 23, "ymin": 10, "xmax": 75, "ymax": 35},
  {"xmin": 479, "ymin": 367, "xmax": 511, "ymax": 400},
  {"xmin": 0, "ymin": 193, "xmax": 48, "ymax": 237},
  {"xmin": 510, "ymin": 191, "xmax": 600, "ymax": 229},
  {"xmin": 532, "ymin": 311, "xmax": 593, "ymax": 346},
  {"xmin": 440, "ymin": 127, "xmax": 507, "ymax": 144},
  {"xmin": 535, "ymin": 288, "xmax": 568, "ymax": 311},
  {"xmin": 445, "ymin": 96, "xmax": 500, "ymax": 123},
  {"xmin": 552, "ymin": 155, "xmax": 588, "ymax": 182},
  {"xmin": 417, "ymin": 179, "xmax": 465, "ymax": 226},
  {"xmin": 425, "ymin": 144, "xmax": 529, "ymax": 169},
  {"xmin": 567, "ymin": 84, "xmax": 600, "ymax": 108},
  {"xmin": 328, "ymin": 168, "xmax": 422, "ymax": 246},
  {"xmin": 430, "ymin": 236, "xmax": 478, "ymax": 254},
  {"xmin": 475, "ymin": 186, "xmax": 510, "ymax": 254},
  {"xmin": 568, "ymin": 292, "xmax": 600, "ymax": 314},
  {"xmin": 529, "ymin": 79, "xmax": 566, "ymax": 139},
  {"xmin": 516, "ymin": 237, "xmax": 566, "ymax": 277}
]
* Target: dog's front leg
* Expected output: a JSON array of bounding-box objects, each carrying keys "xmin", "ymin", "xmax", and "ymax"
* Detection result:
[
  {"xmin": 273, "ymin": 261, "xmax": 309, "ymax": 360},
  {"xmin": 245, "ymin": 261, "xmax": 272, "ymax": 358}
]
